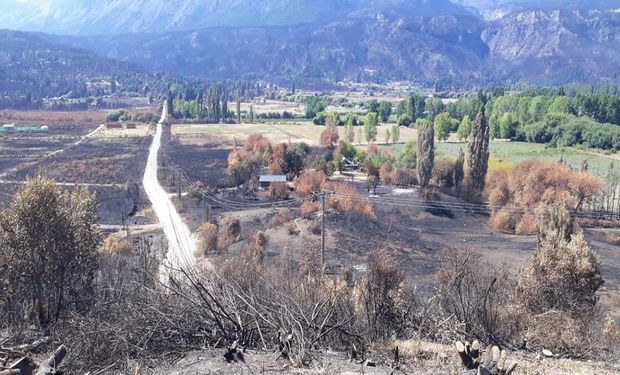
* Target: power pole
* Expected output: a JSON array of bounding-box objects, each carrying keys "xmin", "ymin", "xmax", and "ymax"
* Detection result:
[
  {"xmin": 320, "ymin": 191, "xmax": 326, "ymax": 266},
  {"xmin": 177, "ymin": 170, "xmax": 181, "ymax": 199}
]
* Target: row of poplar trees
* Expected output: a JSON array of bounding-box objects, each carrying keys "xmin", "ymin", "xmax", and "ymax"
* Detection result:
[{"xmin": 417, "ymin": 102, "xmax": 490, "ymax": 199}]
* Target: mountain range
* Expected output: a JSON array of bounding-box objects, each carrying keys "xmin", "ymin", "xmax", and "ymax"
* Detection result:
[{"xmin": 1, "ymin": 0, "xmax": 620, "ymax": 86}]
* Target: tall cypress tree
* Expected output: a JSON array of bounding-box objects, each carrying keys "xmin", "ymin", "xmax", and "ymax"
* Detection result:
[
  {"xmin": 467, "ymin": 105, "xmax": 490, "ymax": 197},
  {"xmin": 417, "ymin": 121, "xmax": 434, "ymax": 189}
]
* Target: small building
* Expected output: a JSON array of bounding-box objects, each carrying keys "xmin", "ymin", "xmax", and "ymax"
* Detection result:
[
  {"xmin": 341, "ymin": 157, "xmax": 360, "ymax": 171},
  {"xmin": 1, "ymin": 124, "xmax": 15, "ymax": 133},
  {"xmin": 259, "ymin": 175, "xmax": 287, "ymax": 189}
]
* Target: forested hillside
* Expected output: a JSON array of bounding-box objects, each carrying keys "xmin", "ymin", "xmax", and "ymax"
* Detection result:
[{"xmin": 0, "ymin": 30, "xmax": 174, "ymax": 109}]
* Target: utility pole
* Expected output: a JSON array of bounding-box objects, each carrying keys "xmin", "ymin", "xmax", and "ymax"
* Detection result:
[
  {"xmin": 177, "ymin": 170, "xmax": 181, "ymax": 199},
  {"xmin": 320, "ymin": 191, "xmax": 326, "ymax": 266}
]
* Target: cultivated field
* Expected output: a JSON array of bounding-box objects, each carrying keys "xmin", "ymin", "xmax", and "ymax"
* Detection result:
[{"xmin": 0, "ymin": 111, "xmax": 157, "ymax": 225}]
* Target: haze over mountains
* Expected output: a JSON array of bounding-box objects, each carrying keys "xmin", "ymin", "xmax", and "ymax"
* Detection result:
[{"xmin": 1, "ymin": 0, "xmax": 620, "ymax": 85}]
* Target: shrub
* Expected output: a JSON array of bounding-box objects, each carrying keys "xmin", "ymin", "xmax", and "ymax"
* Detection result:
[
  {"xmin": 319, "ymin": 128, "xmax": 339, "ymax": 149},
  {"xmin": 431, "ymin": 159, "xmax": 455, "ymax": 189},
  {"xmin": 269, "ymin": 213, "xmax": 290, "ymax": 228},
  {"xmin": 267, "ymin": 182, "xmax": 289, "ymax": 200},
  {"xmin": 300, "ymin": 200, "xmax": 320, "ymax": 218},
  {"xmin": 106, "ymin": 109, "xmax": 128, "ymax": 122},
  {"xmin": 352, "ymin": 250, "xmax": 408, "ymax": 339},
  {"xmin": 485, "ymin": 160, "xmax": 603, "ymax": 234},
  {"xmin": 323, "ymin": 181, "xmax": 374, "ymax": 219},
  {"xmin": 437, "ymin": 249, "xmax": 518, "ymax": 345},
  {"xmin": 102, "ymin": 237, "xmax": 132, "ymax": 255},
  {"xmin": 284, "ymin": 222, "xmax": 300, "ymax": 235},
  {"xmin": 245, "ymin": 133, "xmax": 272, "ymax": 160},
  {"xmin": 295, "ymin": 170, "xmax": 327, "ymax": 196},
  {"xmin": 379, "ymin": 161, "xmax": 394, "ymax": 185},
  {"xmin": 248, "ymin": 231, "xmax": 267, "ymax": 263},
  {"xmin": 391, "ymin": 168, "xmax": 417, "ymax": 188},
  {"xmin": 196, "ymin": 223, "xmax": 218, "ymax": 257},
  {"xmin": 517, "ymin": 231, "xmax": 603, "ymax": 316},
  {"xmin": 221, "ymin": 218, "xmax": 241, "ymax": 248},
  {"xmin": 309, "ymin": 220, "xmax": 322, "ymax": 235}
]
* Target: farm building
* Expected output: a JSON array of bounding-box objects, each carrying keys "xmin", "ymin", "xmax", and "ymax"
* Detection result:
[
  {"xmin": 259, "ymin": 175, "xmax": 287, "ymax": 188},
  {"xmin": 0, "ymin": 124, "xmax": 48, "ymax": 133}
]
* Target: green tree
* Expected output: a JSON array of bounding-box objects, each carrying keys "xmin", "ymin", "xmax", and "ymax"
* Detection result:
[
  {"xmin": 384, "ymin": 127, "xmax": 391, "ymax": 144},
  {"xmin": 344, "ymin": 122, "xmax": 355, "ymax": 143},
  {"xmin": 488, "ymin": 113, "xmax": 500, "ymax": 139},
  {"xmin": 548, "ymin": 96, "xmax": 575, "ymax": 115},
  {"xmin": 434, "ymin": 112, "xmax": 452, "ymax": 141},
  {"xmin": 425, "ymin": 98, "xmax": 445, "ymax": 120},
  {"xmin": 498, "ymin": 112, "xmax": 518, "ymax": 139},
  {"xmin": 304, "ymin": 96, "xmax": 326, "ymax": 119},
  {"xmin": 406, "ymin": 93, "xmax": 426, "ymax": 122},
  {"xmin": 456, "ymin": 115, "xmax": 472, "ymax": 141},
  {"xmin": 417, "ymin": 121, "xmax": 435, "ymax": 188},
  {"xmin": 391, "ymin": 125, "xmax": 400, "ymax": 144},
  {"xmin": 248, "ymin": 105, "xmax": 255, "ymax": 123},
  {"xmin": 356, "ymin": 128, "xmax": 363, "ymax": 145},
  {"xmin": 396, "ymin": 140, "xmax": 417, "ymax": 168},
  {"xmin": 0, "ymin": 175, "xmax": 99, "ymax": 327},
  {"xmin": 397, "ymin": 114, "xmax": 412, "ymax": 127},
  {"xmin": 326, "ymin": 112, "xmax": 340, "ymax": 127},
  {"xmin": 364, "ymin": 112, "xmax": 379, "ymax": 143},
  {"xmin": 467, "ymin": 105, "xmax": 490, "ymax": 197},
  {"xmin": 345, "ymin": 113, "xmax": 358, "ymax": 126},
  {"xmin": 378, "ymin": 101, "xmax": 393, "ymax": 122},
  {"xmin": 366, "ymin": 99, "xmax": 380, "ymax": 113}
]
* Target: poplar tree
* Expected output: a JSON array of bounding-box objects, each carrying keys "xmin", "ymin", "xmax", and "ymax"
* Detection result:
[
  {"xmin": 417, "ymin": 121, "xmax": 434, "ymax": 189},
  {"xmin": 467, "ymin": 105, "xmax": 490, "ymax": 197}
]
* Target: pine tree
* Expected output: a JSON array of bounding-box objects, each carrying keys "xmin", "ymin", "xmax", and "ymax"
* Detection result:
[
  {"xmin": 467, "ymin": 105, "xmax": 490, "ymax": 197},
  {"xmin": 417, "ymin": 121, "xmax": 434, "ymax": 189}
]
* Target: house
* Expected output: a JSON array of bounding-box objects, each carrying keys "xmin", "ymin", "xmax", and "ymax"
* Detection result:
[
  {"xmin": 259, "ymin": 175, "xmax": 287, "ymax": 189},
  {"xmin": 341, "ymin": 157, "xmax": 360, "ymax": 171}
]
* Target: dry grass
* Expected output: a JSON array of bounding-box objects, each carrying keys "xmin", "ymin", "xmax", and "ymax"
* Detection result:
[
  {"xmin": 0, "ymin": 109, "xmax": 107, "ymax": 126},
  {"xmin": 172, "ymin": 122, "xmax": 416, "ymax": 148}
]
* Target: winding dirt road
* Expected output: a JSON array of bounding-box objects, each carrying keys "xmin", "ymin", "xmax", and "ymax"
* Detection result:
[{"xmin": 143, "ymin": 103, "xmax": 196, "ymax": 277}]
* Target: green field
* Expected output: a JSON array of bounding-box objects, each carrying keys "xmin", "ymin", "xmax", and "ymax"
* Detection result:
[{"xmin": 381, "ymin": 141, "xmax": 618, "ymax": 180}]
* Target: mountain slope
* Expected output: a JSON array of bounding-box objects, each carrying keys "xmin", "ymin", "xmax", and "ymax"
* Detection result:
[
  {"xmin": 483, "ymin": 9, "xmax": 620, "ymax": 82},
  {"xmin": 47, "ymin": 7, "xmax": 620, "ymax": 85},
  {"xmin": 0, "ymin": 30, "xmax": 169, "ymax": 108},
  {"xmin": 49, "ymin": 14, "xmax": 489, "ymax": 83},
  {"xmin": 0, "ymin": 0, "xmax": 472, "ymax": 35}
]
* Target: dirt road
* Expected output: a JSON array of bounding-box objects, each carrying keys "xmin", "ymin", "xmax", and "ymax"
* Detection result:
[{"xmin": 143, "ymin": 103, "xmax": 197, "ymax": 279}]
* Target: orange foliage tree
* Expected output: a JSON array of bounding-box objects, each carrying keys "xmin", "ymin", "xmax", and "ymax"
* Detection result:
[
  {"xmin": 485, "ymin": 160, "xmax": 603, "ymax": 234},
  {"xmin": 295, "ymin": 170, "xmax": 327, "ymax": 196},
  {"xmin": 319, "ymin": 128, "xmax": 339, "ymax": 150}
]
